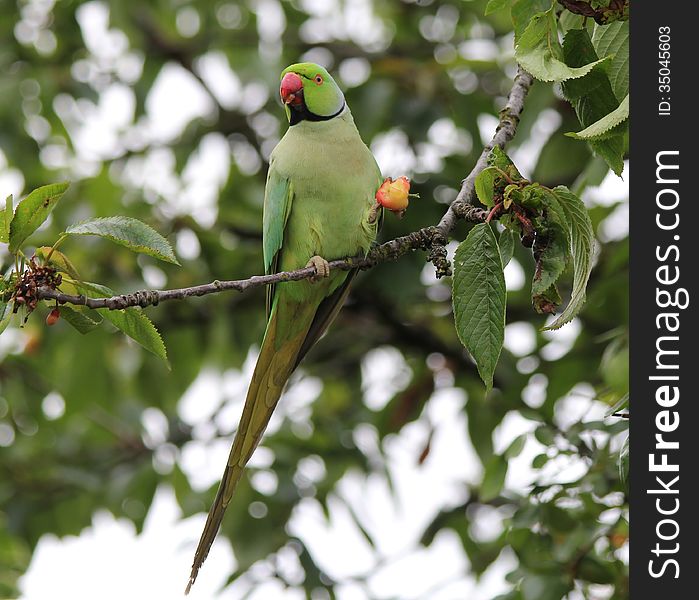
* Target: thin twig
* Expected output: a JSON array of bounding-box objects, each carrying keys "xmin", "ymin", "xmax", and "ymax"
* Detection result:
[{"xmin": 35, "ymin": 68, "xmax": 534, "ymax": 311}]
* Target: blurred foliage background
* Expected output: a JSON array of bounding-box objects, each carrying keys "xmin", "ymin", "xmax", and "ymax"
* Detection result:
[{"xmin": 0, "ymin": 0, "xmax": 628, "ymax": 598}]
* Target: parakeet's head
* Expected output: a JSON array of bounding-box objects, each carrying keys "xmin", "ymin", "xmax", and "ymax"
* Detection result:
[{"xmin": 279, "ymin": 63, "xmax": 345, "ymax": 126}]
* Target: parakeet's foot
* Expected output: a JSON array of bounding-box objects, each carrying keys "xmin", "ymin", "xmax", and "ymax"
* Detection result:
[
  {"xmin": 367, "ymin": 200, "xmax": 382, "ymax": 224},
  {"xmin": 306, "ymin": 255, "xmax": 330, "ymax": 282}
]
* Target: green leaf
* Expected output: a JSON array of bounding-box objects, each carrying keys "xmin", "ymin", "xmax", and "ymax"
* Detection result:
[
  {"xmin": 605, "ymin": 392, "xmax": 629, "ymax": 417},
  {"xmin": 0, "ymin": 195, "xmax": 12, "ymax": 243},
  {"xmin": 58, "ymin": 306, "xmax": 102, "ymax": 334},
  {"xmin": 103, "ymin": 308, "xmax": 168, "ymax": 363},
  {"xmin": 65, "ymin": 217, "xmax": 180, "ymax": 265},
  {"xmin": 487, "ymin": 146, "xmax": 524, "ymax": 181},
  {"xmin": 475, "ymin": 167, "xmax": 498, "ymax": 208},
  {"xmin": 534, "ymin": 425, "xmax": 555, "ymax": 446},
  {"xmin": 521, "ymin": 574, "xmax": 571, "ymax": 600},
  {"xmin": 567, "ymin": 93, "xmax": 628, "ymax": 140},
  {"xmin": 618, "ymin": 434, "xmax": 629, "ymax": 487},
  {"xmin": 481, "ymin": 454, "xmax": 508, "ymax": 502},
  {"xmin": 558, "ymin": 9, "xmax": 585, "ymax": 32},
  {"xmin": 485, "ymin": 0, "xmax": 512, "ymax": 15},
  {"xmin": 532, "ymin": 221, "xmax": 568, "ymax": 297},
  {"xmin": 76, "ymin": 282, "xmax": 169, "ymax": 363},
  {"xmin": 578, "ymin": 556, "xmax": 616, "ymax": 584},
  {"xmin": 571, "ymin": 157, "xmax": 610, "ymax": 196},
  {"xmin": 499, "ymin": 228, "xmax": 515, "ymax": 267},
  {"xmin": 35, "ymin": 247, "xmax": 81, "ymax": 279},
  {"xmin": 511, "ymin": 0, "xmax": 554, "ymax": 42},
  {"xmin": 592, "ymin": 20, "xmax": 629, "ymax": 101},
  {"xmin": 0, "ymin": 302, "xmax": 12, "ymax": 336},
  {"xmin": 8, "ymin": 182, "xmax": 70, "ymax": 253},
  {"xmin": 532, "ymin": 283, "xmax": 562, "ymax": 315},
  {"xmin": 532, "ymin": 453, "xmax": 549, "ymax": 469},
  {"xmin": 539, "ymin": 186, "xmax": 595, "ymax": 329},
  {"xmin": 562, "ymin": 28, "xmax": 625, "ymax": 175},
  {"xmin": 515, "ymin": 9, "xmax": 610, "ymax": 83},
  {"xmin": 452, "ymin": 223, "xmax": 506, "ymax": 389},
  {"xmin": 505, "ymin": 434, "xmax": 527, "ymax": 459}
]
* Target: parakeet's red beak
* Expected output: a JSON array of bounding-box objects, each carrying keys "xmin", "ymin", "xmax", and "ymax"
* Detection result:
[{"xmin": 280, "ymin": 72, "xmax": 304, "ymax": 106}]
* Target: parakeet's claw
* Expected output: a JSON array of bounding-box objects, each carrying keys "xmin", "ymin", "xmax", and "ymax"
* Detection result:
[
  {"xmin": 306, "ymin": 255, "xmax": 330, "ymax": 282},
  {"xmin": 367, "ymin": 200, "xmax": 382, "ymax": 224}
]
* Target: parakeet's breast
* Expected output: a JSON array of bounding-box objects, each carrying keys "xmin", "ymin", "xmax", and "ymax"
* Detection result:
[{"xmin": 270, "ymin": 108, "xmax": 382, "ymax": 278}]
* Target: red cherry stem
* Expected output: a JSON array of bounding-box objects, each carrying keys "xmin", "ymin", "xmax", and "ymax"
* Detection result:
[{"xmin": 486, "ymin": 202, "xmax": 503, "ymax": 223}]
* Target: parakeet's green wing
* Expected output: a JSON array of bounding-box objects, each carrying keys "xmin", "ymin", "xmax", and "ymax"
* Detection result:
[{"xmin": 263, "ymin": 167, "xmax": 293, "ymax": 318}]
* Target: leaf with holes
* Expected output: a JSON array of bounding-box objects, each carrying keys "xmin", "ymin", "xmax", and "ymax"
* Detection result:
[
  {"xmin": 452, "ymin": 223, "xmax": 506, "ymax": 389},
  {"xmin": 9, "ymin": 182, "xmax": 69, "ymax": 253},
  {"xmin": 532, "ymin": 220, "xmax": 568, "ymax": 304},
  {"xmin": 65, "ymin": 217, "xmax": 180, "ymax": 265},
  {"xmin": 487, "ymin": 146, "xmax": 524, "ymax": 181},
  {"xmin": 539, "ymin": 186, "xmax": 595, "ymax": 329}
]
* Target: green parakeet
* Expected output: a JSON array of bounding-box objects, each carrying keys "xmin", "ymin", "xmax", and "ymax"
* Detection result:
[{"xmin": 186, "ymin": 62, "xmax": 383, "ymax": 592}]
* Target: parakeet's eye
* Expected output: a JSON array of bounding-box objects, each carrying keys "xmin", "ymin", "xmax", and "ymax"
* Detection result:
[{"xmin": 314, "ymin": 74, "xmax": 323, "ymax": 85}]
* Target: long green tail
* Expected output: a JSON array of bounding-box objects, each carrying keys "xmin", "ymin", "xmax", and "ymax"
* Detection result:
[{"xmin": 185, "ymin": 300, "xmax": 311, "ymax": 593}]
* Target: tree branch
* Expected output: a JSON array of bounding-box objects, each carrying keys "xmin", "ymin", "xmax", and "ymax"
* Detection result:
[
  {"xmin": 429, "ymin": 66, "xmax": 534, "ymax": 276},
  {"xmin": 36, "ymin": 68, "xmax": 534, "ymax": 311}
]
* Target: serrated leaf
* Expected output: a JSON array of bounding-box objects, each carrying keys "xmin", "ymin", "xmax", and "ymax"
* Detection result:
[
  {"xmin": 515, "ymin": 9, "xmax": 610, "ymax": 83},
  {"xmin": 76, "ymin": 281, "xmax": 169, "ymax": 363},
  {"xmin": 532, "ymin": 221, "xmax": 568, "ymax": 295},
  {"xmin": 0, "ymin": 195, "xmax": 12, "ymax": 243},
  {"xmin": 532, "ymin": 283, "xmax": 562, "ymax": 315},
  {"xmin": 488, "ymin": 147, "xmax": 525, "ymax": 181},
  {"xmin": 58, "ymin": 306, "xmax": 102, "ymax": 334},
  {"xmin": 102, "ymin": 309, "xmax": 168, "ymax": 363},
  {"xmin": 592, "ymin": 20, "xmax": 629, "ymax": 101},
  {"xmin": 452, "ymin": 223, "xmax": 506, "ymax": 389},
  {"xmin": 481, "ymin": 454, "xmax": 508, "ymax": 502},
  {"xmin": 567, "ymin": 93, "xmax": 628, "ymax": 140},
  {"xmin": 35, "ymin": 247, "xmax": 81, "ymax": 279},
  {"xmin": 503, "ymin": 184, "xmax": 520, "ymax": 209},
  {"xmin": 499, "ymin": 228, "xmax": 515, "ymax": 267},
  {"xmin": 562, "ymin": 28, "xmax": 625, "ymax": 175},
  {"xmin": 539, "ymin": 186, "xmax": 595, "ymax": 329},
  {"xmin": 485, "ymin": 0, "xmax": 511, "ymax": 15},
  {"xmin": 9, "ymin": 182, "xmax": 69, "ymax": 253},
  {"xmin": 475, "ymin": 167, "xmax": 498, "ymax": 208},
  {"xmin": 65, "ymin": 217, "xmax": 180, "ymax": 265},
  {"xmin": 558, "ymin": 9, "xmax": 585, "ymax": 32},
  {"xmin": 512, "ymin": 0, "xmax": 555, "ymax": 42}
]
